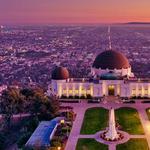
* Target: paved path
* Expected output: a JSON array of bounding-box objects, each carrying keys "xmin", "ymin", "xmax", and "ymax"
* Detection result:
[
  {"xmin": 79, "ymin": 135, "xmax": 95, "ymax": 138},
  {"xmin": 130, "ymin": 135, "xmax": 146, "ymax": 138},
  {"xmin": 0, "ymin": 113, "xmax": 31, "ymax": 119},
  {"xmin": 109, "ymin": 144, "xmax": 116, "ymax": 150},
  {"xmin": 65, "ymin": 102, "xmax": 87, "ymax": 150},
  {"xmin": 136, "ymin": 106, "xmax": 150, "ymax": 148},
  {"xmin": 63, "ymin": 100, "xmax": 150, "ymax": 150}
]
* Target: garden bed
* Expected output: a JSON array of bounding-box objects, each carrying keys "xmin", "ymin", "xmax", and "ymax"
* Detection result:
[
  {"xmin": 80, "ymin": 107, "xmax": 108, "ymax": 134},
  {"xmin": 146, "ymin": 108, "xmax": 150, "ymax": 120},
  {"xmin": 115, "ymin": 107, "xmax": 144, "ymax": 134},
  {"xmin": 142, "ymin": 100, "xmax": 150, "ymax": 103},
  {"xmin": 76, "ymin": 138, "xmax": 108, "ymax": 150},
  {"xmin": 50, "ymin": 111, "xmax": 75, "ymax": 149},
  {"xmin": 59, "ymin": 99, "xmax": 81, "ymax": 103},
  {"xmin": 117, "ymin": 138, "xmax": 149, "ymax": 150}
]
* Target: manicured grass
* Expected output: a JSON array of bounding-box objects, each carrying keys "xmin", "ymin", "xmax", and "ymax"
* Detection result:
[
  {"xmin": 146, "ymin": 108, "xmax": 150, "ymax": 120},
  {"xmin": 80, "ymin": 107, "xmax": 108, "ymax": 134},
  {"xmin": 117, "ymin": 138, "xmax": 149, "ymax": 150},
  {"xmin": 76, "ymin": 138, "xmax": 108, "ymax": 150},
  {"xmin": 115, "ymin": 107, "xmax": 144, "ymax": 134}
]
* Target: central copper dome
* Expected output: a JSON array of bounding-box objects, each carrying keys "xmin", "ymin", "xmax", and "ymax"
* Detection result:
[{"xmin": 93, "ymin": 50, "xmax": 130, "ymax": 69}]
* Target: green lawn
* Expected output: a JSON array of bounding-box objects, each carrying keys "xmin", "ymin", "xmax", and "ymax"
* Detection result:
[
  {"xmin": 76, "ymin": 138, "xmax": 108, "ymax": 150},
  {"xmin": 80, "ymin": 107, "xmax": 108, "ymax": 134},
  {"xmin": 115, "ymin": 107, "xmax": 144, "ymax": 134},
  {"xmin": 146, "ymin": 108, "xmax": 150, "ymax": 120},
  {"xmin": 117, "ymin": 138, "xmax": 149, "ymax": 150}
]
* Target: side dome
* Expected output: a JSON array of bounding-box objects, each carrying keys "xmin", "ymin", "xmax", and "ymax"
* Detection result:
[
  {"xmin": 51, "ymin": 67, "xmax": 69, "ymax": 80},
  {"xmin": 93, "ymin": 50, "xmax": 130, "ymax": 69}
]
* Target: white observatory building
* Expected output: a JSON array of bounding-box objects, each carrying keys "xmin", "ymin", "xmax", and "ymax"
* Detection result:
[{"xmin": 48, "ymin": 49, "xmax": 150, "ymax": 99}]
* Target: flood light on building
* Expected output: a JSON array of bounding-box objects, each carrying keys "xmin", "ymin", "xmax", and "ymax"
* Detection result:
[
  {"xmin": 60, "ymin": 119, "xmax": 65, "ymax": 124},
  {"xmin": 57, "ymin": 146, "xmax": 61, "ymax": 150}
]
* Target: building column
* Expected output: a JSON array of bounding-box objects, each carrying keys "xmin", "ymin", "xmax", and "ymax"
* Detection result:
[
  {"xmin": 79, "ymin": 84, "xmax": 82, "ymax": 97},
  {"xmin": 66, "ymin": 85, "xmax": 69, "ymax": 97},
  {"xmin": 102, "ymin": 81, "xmax": 106, "ymax": 96},
  {"xmin": 58, "ymin": 83, "xmax": 62, "ymax": 97}
]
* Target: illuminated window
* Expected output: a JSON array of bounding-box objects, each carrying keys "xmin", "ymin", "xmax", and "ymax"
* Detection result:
[
  {"xmin": 82, "ymin": 90, "xmax": 86, "ymax": 94},
  {"xmin": 138, "ymin": 88, "xmax": 142, "ymax": 95},
  {"xmin": 87, "ymin": 90, "xmax": 91, "ymax": 94},
  {"xmin": 144, "ymin": 89, "xmax": 148, "ymax": 95},
  {"xmin": 132, "ymin": 89, "xmax": 136, "ymax": 96},
  {"xmin": 63, "ymin": 90, "xmax": 67, "ymax": 94},
  {"xmin": 75, "ymin": 90, "xmax": 79, "ymax": 94},
  {"xmin": 69, "ymin": 90, "xmax": 73, "ymax": 94}
]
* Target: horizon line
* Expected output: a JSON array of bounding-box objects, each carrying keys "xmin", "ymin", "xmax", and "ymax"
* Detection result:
[{"xmin": 1, "ymin": 21, "xmax": 150, "ymax": 26}]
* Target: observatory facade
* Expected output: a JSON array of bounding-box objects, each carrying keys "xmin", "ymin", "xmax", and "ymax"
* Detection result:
[{"xmin": 48, "ymin": 50, "xmax": 150, "ymax": 99}]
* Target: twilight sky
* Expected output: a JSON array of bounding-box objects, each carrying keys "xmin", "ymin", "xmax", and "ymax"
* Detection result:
[{"xmin": 0, "ymin": 0, "xmax": 150, "ymax": 24}]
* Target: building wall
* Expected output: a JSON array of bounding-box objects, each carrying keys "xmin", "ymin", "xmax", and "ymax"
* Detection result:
[
  {"xmin": 129, "ymin": 82, "xmax": 150, "ymax": 97},
  {"xmin": 48, "ymin": 79, "xmax": 150, "ymax": 98}
]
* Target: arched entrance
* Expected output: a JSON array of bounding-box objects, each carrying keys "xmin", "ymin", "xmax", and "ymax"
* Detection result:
[{"xmin": 108, "ymin": 85, "xmax": 115, "ymax": 96}]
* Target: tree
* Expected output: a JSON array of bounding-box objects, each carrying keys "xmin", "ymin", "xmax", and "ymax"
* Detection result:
[
  {"xmin": 0, "ymin": 87, "xmax": 15, "ymax": 129},
  {"xmin": 47, "ymin": 95, "xmax": 60, "ymax": 117},
  {"xmin": 20, "ymin": 88, "xmax": 34, "ymax": 99},
  {"xmin": 0, "ymin": 133, "xmax": 6, "ymax": 150},
  {"xmin": 0, "ymin": 87, "xmax": 24, "ymax": 129},
  {"xmin": 40, "ymin": 95, "xmax": 60, "ymax": 120},
  {"xmin": 0, "ymin": 86, "xmax": 60, "ymax": 130},
  {"xmin": 28, "ymin": 88, "xmax": 60, "ymax": 120},
  {"xmin": 13, "ymin": 89, "xmax": 25, "ymax": 117},
  {"xmin": 20, "ymin": 88, "xmax": 35, "ymax": 113}
]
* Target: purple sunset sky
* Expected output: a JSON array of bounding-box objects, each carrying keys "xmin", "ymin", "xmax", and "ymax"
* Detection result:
[{"xmin": 0, "ymin": 0, "xmax": 150, "ymax": 24}]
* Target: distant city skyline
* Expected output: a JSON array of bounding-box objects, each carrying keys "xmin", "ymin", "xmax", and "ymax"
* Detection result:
[{"xmin": 0, "ymin": 0, "xmax": 150, "ymax": 24}]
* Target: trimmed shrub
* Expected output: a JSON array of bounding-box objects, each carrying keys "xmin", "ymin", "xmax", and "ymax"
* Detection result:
[
  {"xmin": 68, "ymin": 96, "xmax": 73, "ymax": 99},
  {"xmin": 0, "ymin": 133, "xmax": 6, "ymax": 150},
  {"xmin": 51, "ymin": 139, "xmax": 61, "ymax": 147},
  {"xmin": 24, "ymin": 117, "xmax": 39, "ymax": 132},
  {"xmin": 61, "ymin": 95, "xmax": 67, "ymax": 99},
  {"xmin": 17, "ymin": 132, "xmax": 32, "ymax": 148},
  {"xmin": 86, "ymin": 94, "xmax": 92, "ymax": 99},
  {"xmin": 80, "ymin": 95, "xmax": 86, "ymax": 99},
  {"xmin": 74, "ymin": 95, "xmax": 80, "ymax": 99}
]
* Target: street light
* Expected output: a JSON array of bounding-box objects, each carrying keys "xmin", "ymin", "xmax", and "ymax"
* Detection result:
[
  {"xmin": 57, "ymin": 146, "xmax": 61, "ymax": 150},
  {"xmin": 60, "ymin": 119, "xmax": 65, "ymax": 124}
]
